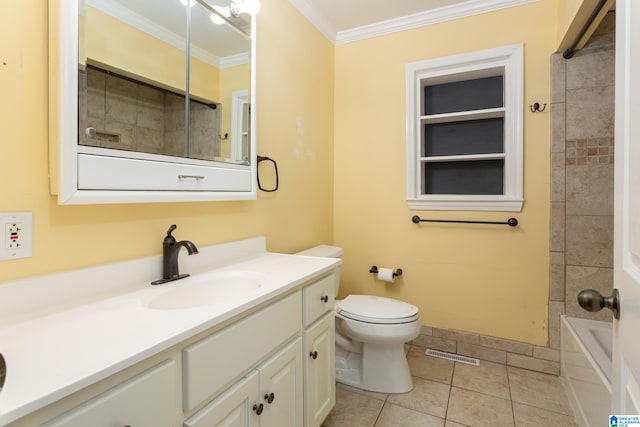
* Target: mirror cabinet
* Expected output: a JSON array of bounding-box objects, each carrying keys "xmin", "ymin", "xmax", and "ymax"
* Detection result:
[{"xmin": 50, "ymin": 0, "xmax": 257, "ymax": 204}]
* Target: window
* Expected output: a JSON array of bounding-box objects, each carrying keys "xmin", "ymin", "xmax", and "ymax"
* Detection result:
[{"xmin": 405, "ymin": 44, "xmax": 523, "ymax": 211}]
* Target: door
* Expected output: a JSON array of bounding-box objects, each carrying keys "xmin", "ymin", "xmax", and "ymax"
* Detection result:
[
  {"xmin": 183, "ymin": 372, "xmax": 259, "ymax": 427},
  {"xmin": 45, "ymin": 360, "xmax": 180, "ymax": 427},
  {"xmin": 258, "ymin": 338, "xmax": 303, "ymax": 427},
  {"xmin": 612, "ymin": 0, "xmax": 640, "ymax": 416},
  {"xmin": 303, "ymin": 313, "xmax": 336, "ymax": 427}
]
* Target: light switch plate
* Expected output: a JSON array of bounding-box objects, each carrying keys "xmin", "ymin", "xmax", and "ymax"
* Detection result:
[{"xmin": 0, "ymin": 212, "xmax": 32, "ymax": 260}]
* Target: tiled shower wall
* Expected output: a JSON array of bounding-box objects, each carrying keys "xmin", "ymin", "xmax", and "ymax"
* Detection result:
[
  {"xmin": 549, "ymin": 12, "xmax": 616, "ymax": 349},
  {"xmin": 79, "ymin": 67, "xmax": 221, "ymax": 160}
]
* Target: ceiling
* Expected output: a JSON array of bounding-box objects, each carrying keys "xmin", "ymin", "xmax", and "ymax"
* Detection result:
[
  {"xmin": 90, "ymin": 0, "xmax": 251, "ymax": 60},
  {"xmin": 306, "ymin": 0, "xmax": 468, "ymax": 32}
]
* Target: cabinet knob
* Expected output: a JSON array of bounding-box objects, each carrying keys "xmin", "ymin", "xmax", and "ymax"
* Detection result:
[
  {"xmin": 310, "ymin": 351, "xmax": 318, "ymax": 359},
  {"xmin": 264, "ymin": 392, "xmax": 275, "ymax": 404},
  {"xmin": 320, "ymin": 295, "xmax": 329, "ymax": 303},
  {"xmin": 253, "ymin": 403, "xmax": 264, "ymax": 415}
]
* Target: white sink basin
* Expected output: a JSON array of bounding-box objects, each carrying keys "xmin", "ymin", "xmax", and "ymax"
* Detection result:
[{"xmin": 147, "ymin": 271, "xmax": 264, "ymax": 310}]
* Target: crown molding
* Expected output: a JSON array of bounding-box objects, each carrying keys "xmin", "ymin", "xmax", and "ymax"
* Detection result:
[
  {"xmin": 220, "ymin": 52, "xmax": 249, "ymax": 68},
  {"xmin": 287, "ymin": 0, "xmax": 337, "ymax": 43},
  {"xmin": 289, "ymin": 0, "xmax": 538, "ymax": 45},
  {"xmin": 87, "ymin": 0, "xmax": 223, "ymax": 68},
  {"xmin": 336, "ymin": 0, "xmax": 539, "ymax": 44}
]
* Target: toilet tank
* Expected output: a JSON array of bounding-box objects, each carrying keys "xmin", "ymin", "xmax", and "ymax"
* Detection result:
[{"xmin": 296, "ymin": 245, "xmax": 342, "ymax": 297}]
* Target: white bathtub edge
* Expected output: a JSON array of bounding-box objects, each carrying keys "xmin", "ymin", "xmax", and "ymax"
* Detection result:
[
  {"xmin": 560, "ymin": 374, "xmax": 588, "ymax": 427},
  {"xmin": 562, "ymin": 315, "xmax": 612, "ymax": 391},
  {"xmin": 560, "ymin": 315, "xmax": 613, "ymax": 427}
]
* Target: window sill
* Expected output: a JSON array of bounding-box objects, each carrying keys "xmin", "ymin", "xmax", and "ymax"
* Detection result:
[{"xmin": 407, "ymin": 197, "xmax": 523, "ymax": 212}]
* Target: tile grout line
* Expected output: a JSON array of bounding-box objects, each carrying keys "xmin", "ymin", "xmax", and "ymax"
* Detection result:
[
  {"xmin": 371, "ymin": 384, "xmax": 389, "ymax": 427},
  {"xmin": 507, "ymin": 366, "xmax": 517, "ymax": 427},
  {"xmin": 514, "ymin": 400, "xmax": 580, "ymax": 418},
  {"xmin": 444, "ymin": 361, "xmax": 457, "ymax": 423},
  {"xmin": 371, "ymin": 400, "xmax": 384, "ymax": 427}
]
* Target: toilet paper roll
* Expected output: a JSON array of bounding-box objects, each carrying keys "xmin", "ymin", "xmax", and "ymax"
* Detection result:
[{"xmin": 377, "ymin": 268, "xmax": 395, "ymax": 283}]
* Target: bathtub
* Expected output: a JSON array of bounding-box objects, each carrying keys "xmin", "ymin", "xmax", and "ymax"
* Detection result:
[{"xmin": 560, "ymin": 315, "xmax": 612, "ymax": 427}]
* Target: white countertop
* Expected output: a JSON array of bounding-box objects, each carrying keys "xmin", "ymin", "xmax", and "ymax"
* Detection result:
[{"xmin": 0, "ymin": 237, "xmax": 340, "ymax": 425}]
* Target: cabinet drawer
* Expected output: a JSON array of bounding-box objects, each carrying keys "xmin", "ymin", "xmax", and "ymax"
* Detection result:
[
  {"xmin": 78, "ymin": 154, "xmax": 252, "ymax": 191},
  {"xmin": 44, "ymin": 359, "xmax": 179, "ymax": 427},
  {"xmin": 303, "ymin": 275, "xmax": 335, "ymax": 327},
  {"xmin": 183, "ymin": 291, "xmax": 302, "ymax": 411}
]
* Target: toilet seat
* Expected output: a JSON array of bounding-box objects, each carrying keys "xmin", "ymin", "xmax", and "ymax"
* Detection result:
[{"xmin": 336, "ymin": 295, "xmax": 419, "ymax": 324}]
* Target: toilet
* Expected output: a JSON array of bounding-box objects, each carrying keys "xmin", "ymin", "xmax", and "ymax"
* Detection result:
[{"xmin": 296, "ymin": 245, "xmax": 421, "ymax": 394}]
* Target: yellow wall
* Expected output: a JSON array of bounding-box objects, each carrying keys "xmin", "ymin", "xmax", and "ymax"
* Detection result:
[
  {"xmin": 334, "ymin": 1, "xmax": 556, "ymax": 345},
  {"xmin": 85, "ymin": 7, "xmax": 188, "ymax": 94},
  {"xmin": 86, "ymin": 7, "xmax": 223, "ymax": 102},
  {"xmin": 0, "ymin": 0, "xmax": 334, "ymax": 282},
  {"xmin": 3, "ymin": 0, "xmax": 557, "ymax": 346}
]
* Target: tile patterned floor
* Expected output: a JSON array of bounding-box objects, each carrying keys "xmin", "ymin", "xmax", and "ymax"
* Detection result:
[{"xmin": 322, "ymin": 346, "xmax": 579, "ymax": 427}]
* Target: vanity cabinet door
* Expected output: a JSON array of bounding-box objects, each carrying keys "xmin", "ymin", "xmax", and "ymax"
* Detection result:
[
  {"xmin": 303, "ymin": 313, "xmax": 335, "ymax": 427},
  {"xmin": 43, "ymin": 359, "xmax": 180, "ymax": 427},
  {"xmin": 184, "ymin": 371, "xmax": 259, "ymax": 427},
  {"xmin": 258, "ymin": 338, "xmax": 303, "ymax": 427}
]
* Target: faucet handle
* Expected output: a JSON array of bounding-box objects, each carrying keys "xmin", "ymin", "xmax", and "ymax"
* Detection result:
[{"xmin": 164, "ymin": 224, "xmax": 177, "ymax": 245}]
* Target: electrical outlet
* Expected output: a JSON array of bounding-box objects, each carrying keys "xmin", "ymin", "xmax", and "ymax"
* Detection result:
[
  {"xmin": 0, "ymin": 212, "xmax": 32, "ymax": 260},
  {"xmin": 5, "ymin": 222, "xmax": 24, "ymax": 250}
]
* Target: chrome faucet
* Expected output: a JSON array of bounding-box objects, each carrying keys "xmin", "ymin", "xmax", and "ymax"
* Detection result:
[{"xmin": 151, "ymin": 224, "xmax": 199, "ymax": 285}]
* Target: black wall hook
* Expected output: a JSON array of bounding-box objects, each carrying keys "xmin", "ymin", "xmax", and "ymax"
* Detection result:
[{"xmin": 529, "ymin": 102, "xmax": 547, "ymax": 113}]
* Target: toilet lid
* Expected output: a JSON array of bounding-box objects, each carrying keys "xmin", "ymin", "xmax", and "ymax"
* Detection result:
[{"xmin": 336, "ymin": 295, "xmax": 419, "ymax": 324}]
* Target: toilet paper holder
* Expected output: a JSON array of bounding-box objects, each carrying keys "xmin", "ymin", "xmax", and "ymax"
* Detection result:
[{"xmin": 369, "ymin": 265, "xmax": 403, "ymax": 277}]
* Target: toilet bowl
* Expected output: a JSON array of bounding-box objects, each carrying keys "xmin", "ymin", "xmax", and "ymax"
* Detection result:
[{"xmin": 296, "ymin": 246, "xmax": 421, "ymax": 393}]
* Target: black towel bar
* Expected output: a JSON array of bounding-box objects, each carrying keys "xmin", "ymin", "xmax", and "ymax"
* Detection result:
[{"xmin": 411, "ymin": 216, "xmax": 518, "ymax": 227}]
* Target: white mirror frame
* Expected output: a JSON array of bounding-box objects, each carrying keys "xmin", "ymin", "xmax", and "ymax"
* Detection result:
[{"xmin": 49, "ymin": 0, "xmax": 257, "ymax": 204}]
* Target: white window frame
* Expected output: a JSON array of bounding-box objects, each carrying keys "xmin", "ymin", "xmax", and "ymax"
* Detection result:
[{"xmin": 405, "ymin": 44, "xmax": 523, "ymax": 212}]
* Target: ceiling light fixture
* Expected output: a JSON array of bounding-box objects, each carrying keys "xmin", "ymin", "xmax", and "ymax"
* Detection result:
[
  {"xmin": 183, "ymin": 0, "xmax": 261, "ymax": 26},
  {"xmin": 229, "ymin": 0, "xmax": 261, "ymax": 16},
  {"xmin": 210, "ymin": 5, "xmax": 231, "ymax": 25}
]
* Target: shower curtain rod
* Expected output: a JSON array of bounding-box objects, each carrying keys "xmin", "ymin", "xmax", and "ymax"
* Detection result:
[{"xmin": 563, "ymin": 0, "xmax": 613, "ymax": 59}]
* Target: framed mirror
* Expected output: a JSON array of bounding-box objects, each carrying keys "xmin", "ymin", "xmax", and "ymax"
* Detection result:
[{"xmin": 50, "ymin": 0, "xmax": 257, "ymax": 204}]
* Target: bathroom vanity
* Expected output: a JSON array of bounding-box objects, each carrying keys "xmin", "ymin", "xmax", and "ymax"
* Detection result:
[{"xmin": 0, "ymin": 237, "xmax": 338, "ymax": 427}]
